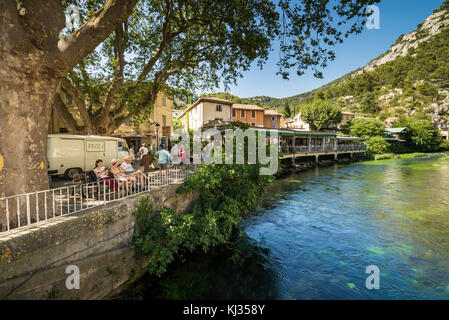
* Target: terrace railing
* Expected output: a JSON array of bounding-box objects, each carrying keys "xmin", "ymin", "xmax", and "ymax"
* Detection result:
[
  {"xmin": 0, "ymin": 164, "xmax": 198, "ymax": 233},
  {"xmin": 282, "ymin": 144, "xmax": 366, "ymax": 154}
]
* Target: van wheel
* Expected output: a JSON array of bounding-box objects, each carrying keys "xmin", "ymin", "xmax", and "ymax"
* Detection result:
[{"xmin": 64, "ymin": 168, "xmax": 81, "ymax": 179}]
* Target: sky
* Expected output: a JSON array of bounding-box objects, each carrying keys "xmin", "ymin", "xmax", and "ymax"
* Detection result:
[{"xmin": 207, "ymin": 0, "xmax": 445, "ymax": 99}]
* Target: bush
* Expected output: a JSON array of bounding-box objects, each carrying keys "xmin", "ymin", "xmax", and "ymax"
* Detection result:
[
  {"xmin": 365, "ymin": 136, "xmax": 390, "ymax": 155},
  {"xmin": 132, "ymin": 122, "xmax": 279, "ymax": 277}
]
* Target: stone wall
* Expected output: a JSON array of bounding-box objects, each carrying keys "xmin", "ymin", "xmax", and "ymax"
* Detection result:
[{"xmin": 0, "ymin": 182, "xmax": 199, "ymax": 300}]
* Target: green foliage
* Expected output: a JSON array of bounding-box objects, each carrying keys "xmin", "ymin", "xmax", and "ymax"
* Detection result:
[
  {"xmin": 173, "ymin": 118, "xmax": 183, "ymax": 130},
  {"xmin": 283, "ymin": 102, "xmax": 292, "ymax": 118},
  {"xmin": 416, "ymin": 82, "xmax": 438, "ymax": 97},
  {"xmin": 360, "ymin": 92, "xmax": 380, "ymax": 115},
  {"xmin": 132, "ymin": 123, "xmax": 279, "ymax": 277},
  {"xmin": 397, "ymin": 153, "xmax": 429, "ymax": 159},
  {"xmin": 132, "ymin": 199, "xmax": 188, "ymax": 277},
  {"xmin": 349, "ymin": 118, "xmax": 386, "ymax": 138},
  {"xmin": 365, "ymin": 136, "xmax": 390, "ymax": 155},
  {"xmin": 330, "ymin": 28, "xmax": 449, "ymax": 103},
  {"xmin": 439, "ymin": 139, "xmax": 449, "ymax": 151},
  {"xmin": 403, "ymin": 118, "xmax": 443, "ymax": 151},
  {"xmin": 300, "ymin": 100, "xmax": 342, "ymax": 131}
]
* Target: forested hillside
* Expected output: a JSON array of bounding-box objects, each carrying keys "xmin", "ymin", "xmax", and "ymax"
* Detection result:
[{"xmin": 225, "ymin": 1, "xmax": 449, "ymax": 129}]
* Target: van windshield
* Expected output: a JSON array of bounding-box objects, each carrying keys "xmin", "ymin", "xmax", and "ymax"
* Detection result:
[{"xmin": 118, "ymin": 141, "xmax": 129, "ymax": 152}]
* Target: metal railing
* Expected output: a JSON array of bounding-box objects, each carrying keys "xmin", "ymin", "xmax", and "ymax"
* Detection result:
[
  {"xmin": 281, "ymin": 144, "xmax": 366, "ymax": 154},
  {"xmin": 0, "ymin": 165, "xmax": 198, "ymax": 233}
]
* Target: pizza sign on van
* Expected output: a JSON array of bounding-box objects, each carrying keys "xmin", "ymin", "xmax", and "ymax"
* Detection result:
[{"xmin": 86, "ymin": 141, "xmax": 105, "ymax": 152}]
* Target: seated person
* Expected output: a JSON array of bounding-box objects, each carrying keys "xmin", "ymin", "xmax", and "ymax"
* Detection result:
[
  {"xmin": 111, "ymin": 159, "xmax": 131, "ymax": 193},
  {"xmin": 93, "ymin": 159, "xmax": 109, "ymax": 181},
  {"xmin": 120, "ymin": 155, "xmax": 145, "ymax": 187}
]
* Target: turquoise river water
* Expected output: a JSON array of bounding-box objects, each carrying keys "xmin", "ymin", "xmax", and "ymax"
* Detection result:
[{"xmin": 126, "ymin": 154, "xmax": 449, "ymax": 300}]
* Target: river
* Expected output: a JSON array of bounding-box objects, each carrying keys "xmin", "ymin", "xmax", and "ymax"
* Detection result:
[{"xmin": 123, "ymin": 154, "xmax": 449, "ymax": 300}]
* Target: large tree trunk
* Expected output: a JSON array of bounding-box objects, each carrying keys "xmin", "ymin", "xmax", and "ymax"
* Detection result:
[
  {"xmin": 0, "ymin": 73, "xmax": 58, "ymax": 197},
  {"xmin": 0, "ymin": 59, "xmax": 61, "ymax": 230}
]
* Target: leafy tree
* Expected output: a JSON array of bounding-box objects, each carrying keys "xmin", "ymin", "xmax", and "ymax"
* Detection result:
[
  {"xmin": 365, "ymin": 136, "xmax": 390, "ymax": 155},
  {"xmin": 300, "ymin": 100, "xmax": 342, "ymax": 131},
  {"xmin": 349, "ymin": 118, "xmax": 386, "ymax": 138},
  {"xmin": 403, "ymin": 118, "xmax": 443, "ymax": 151}
]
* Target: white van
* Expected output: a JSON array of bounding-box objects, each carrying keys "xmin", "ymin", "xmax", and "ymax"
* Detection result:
[{"xmin": 47, "ymin": 134, "xmax": 130, "ymax": 178}]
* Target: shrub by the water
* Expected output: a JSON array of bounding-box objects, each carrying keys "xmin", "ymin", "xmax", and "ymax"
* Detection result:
[{"xmin": 365, "ymin": 136, "xmax": 390, "ymax": 155}]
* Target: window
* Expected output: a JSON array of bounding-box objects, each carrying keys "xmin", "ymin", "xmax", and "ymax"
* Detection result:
[
  {"xmin": 232, "ymin": 109, "xmax": 236, "ymax": 117},
  {"xmin": 271, "ymin": 116, "xmax": 277, "ymax": 121},
  {"xmin": 162, "ymin": 115, "xmax": 167, "ymax": 126},
  {"xmin": 241, "ymin": 110, "xmax": 246, "ymax": 117},
  {"xmin": 118, "ymin": 140, "xmax": 129, "ymax": 152},
  {"xmin": 162, "ymin": 95, "xmax": 166, "ymax": 106},
  {"xmin": 251, "ymin": 122, "xmax": 256, "ymax": 127},
  {"xmin": 216, "ymin": 105, "xmax": 222, "ymax": 112},
  {"xmin": 251, "ymin": 110, "xmax": 256, "ymax": 118}
]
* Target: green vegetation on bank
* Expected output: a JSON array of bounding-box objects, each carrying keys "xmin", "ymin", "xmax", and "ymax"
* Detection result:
[
  {"xmin": 132, "ymin": 122, "xmax": 280, "ymax": 277},
  {"xmin": 132, "ymin": 161, "xmax": 276, "ymax": 276},
  {"xmin": 345, "ymin": 117, "xmax": 448, "ymax": 156},
  {"xmin": 373, "ymin": 152, "xmax": 445, "ymax": 161}
]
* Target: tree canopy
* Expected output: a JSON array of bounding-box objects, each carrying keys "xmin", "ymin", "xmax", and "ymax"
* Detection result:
[
  {"xmin": 300, "ymin": 99, "xmax": 342, "ymax": 131},
  {"xmin": 349, "ymin": 118, "xmax": 386, "ymax": 138},
  {"xmin": 55, "ymin": 0, "xmax": 381, "ymax": 135},
  {"xmin": 403, "ymin": 118, "xmax": 443, "ymax": 151}
]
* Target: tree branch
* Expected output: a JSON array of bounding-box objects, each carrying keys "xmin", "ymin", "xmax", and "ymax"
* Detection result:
[
  {"xmin": 53, "ymin": 91, "xmax": 85, "ymax": 134},
  {"xmin": 100, "ymin": 24, "xmax": 126, "ymax": 128},
  {"xmin": 57, "ymin": 0, "xmax": 138, "ymax": 72},
  {"xmin": 61, "ymin": 78, "xmax": 94, "ymax": 133}
]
